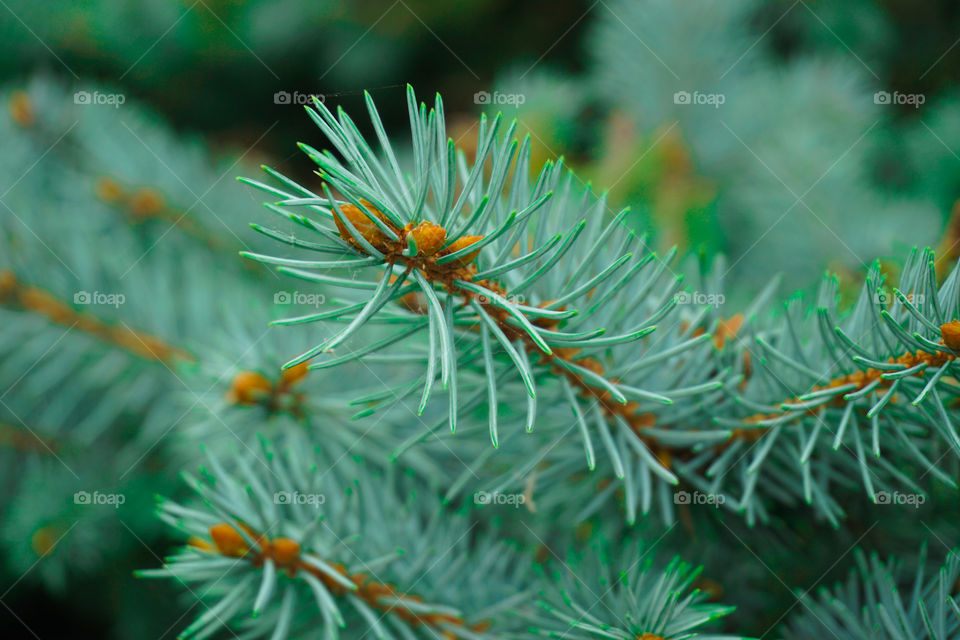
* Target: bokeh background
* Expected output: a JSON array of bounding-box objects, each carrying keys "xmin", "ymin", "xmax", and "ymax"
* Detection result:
[
  {"xmin": 6, "ymin": 0, "xmax": 960, "ymax": 289},
  {"xmin": 2, "ymin": 0, "xmax": 960, "ymax": 636}
]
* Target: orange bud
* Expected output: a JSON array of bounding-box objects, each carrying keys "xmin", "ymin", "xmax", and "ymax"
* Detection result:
[
  {"xmin": 279, "ymin": 361, "xmax": 310, "ymax": 388},
  {"xmin": 410, "ymin": 221, "xmax": 447, "ymax": 256},
  {"xmin": 9, "ymin": 90, "xmax": 34, "ymax": 127},
  {"xmin": 31, "ymin": 526, "xmax": 59, "ymax": 557},
  {"xmin": 333, "ymin": 199, "xmax": 395, "ymax": 251},
  {"xmin": 713, "ymin": 313, "xmax": 744, "ymax": 349},
  {"xmin": 209, "ymin": 523, "xmax": 249, "ymax": 557},
  {"xmin": 94, "ymin": 177, "xmax": 126, "ymax": 204},
  {"xmin": 639, "ymin": 634, "xmax": 666, "ymax": 640},
  {"xmin": 942, "ymin": 321, "xmax": 960, "ymax": 351},
  {"xmin": 269, "ymin": 537, "xmax": 301, "ymax": 566},
  {"xmin": 442, "ymin": 235, "xmax": 484, "ymax": 267},
  {"xmin": 227, "ymin": 371, "xmax": 273, "ymax": 405},
  {"xmin": 127, "ymin": 187, "xmax": 166, "ymax": 218}
]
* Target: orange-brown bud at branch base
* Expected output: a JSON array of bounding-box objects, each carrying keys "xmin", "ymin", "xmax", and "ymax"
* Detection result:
[
  {"xmin": 9, "ymin": 90, "xmax": 34, "ymax": 127},
  {"xmin": 713, "ymin": 313, "xmax": 744, "ymax": 349},
  {"xmin": 941, "ymin": 321, "xmax": 960, "ymax": 351},
  {"xmin": 128, "ymin": 188, "xmax": 166, "ymax": 218},
  {"xmin": 31, "ymin": 526, "xmax": 59, "ymax": 557},
  {"xmin": 410, "ymin": 221, "xmax": 447, "ymax": 255},
  {"xmin": 227, "ymin": 371, "xmax": 273, "ymax": 405},
  {"xmin": 95, "ymin": 177, "xmax": 126, "ymax": 203},
  {"xmin": 269, "ymin": 537, "xmax": 301, "ymax": 566},
  {"xmin": 333, "ymin": 199, "xmax": 395, "ymax": 251},
  {"xmin": 280, "ymin": 361, "xmax": 310, "ymax": 387},
  {"xmin": 442, "ymin": 235, "xmax": 484, "ymax": 267},
  {"xmin": 209, "ymin": 523, "xmax": 249, "ymax": 557}
]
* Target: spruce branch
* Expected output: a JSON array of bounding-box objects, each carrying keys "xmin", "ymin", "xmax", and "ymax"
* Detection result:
[
  {"xmin": 532, "ymin": 546, "xmax": 744, "ymax": 640},
  {"xmin": 242, "ymin": 88, "xmax": 960, "ymax": 526},
  {"xmin": 0, "ymin": 269, "xmax": 192, "ymax": 364},
  {"xmin": 420, "ymin": 249, "xmax": 960, "ymax": 526},
  {"xmin": 784, "ymin": 548, "xmax": 960, "ymax": 639},
  {"xmin": 242, "ymin": 87, "xmax": 726, "ymax": 503},
  {"xmin": 701, "ymin": 250, "xmax": 960, "ymax": 524},
  {"xmin": 145, "ymin": 434, "xmax": 531, "ymax": 640},
  {"xmin": 2, "ymin": 77, "xmax": 261, "ymax": 258}
]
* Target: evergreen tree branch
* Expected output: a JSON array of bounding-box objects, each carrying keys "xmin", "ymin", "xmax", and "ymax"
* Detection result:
[
  {"xmin": 145, "ymin": 434, "xmax": 531, "ymax": 640},
  {"xmin": 784, "ymin": 548, "xmax": 960, "ymax": 639}
]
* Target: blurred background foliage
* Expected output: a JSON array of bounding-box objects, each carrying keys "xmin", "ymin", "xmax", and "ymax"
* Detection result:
[
  {"xmin": 2, "ymin": 0, "xmax": 960, "ymax": 637},
  {"xmin": 5, "ymin": 0, "xmax": 959, "ymax": 289}
]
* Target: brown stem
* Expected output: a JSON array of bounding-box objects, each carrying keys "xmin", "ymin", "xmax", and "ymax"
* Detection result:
[
  {"xmin": 195, "ymin": 522, "xmax": 490, "ymax": 638},
  {"xmin": 745, "ymin": 331, "xmax": 959, "ymax": 426},
  {"xmin": 336, "ymin": 202, "xmax": 960, "ymax": 475},
  {"xmin": 0, "ymin": 269, "xmax": 192, "ymax": 364}
]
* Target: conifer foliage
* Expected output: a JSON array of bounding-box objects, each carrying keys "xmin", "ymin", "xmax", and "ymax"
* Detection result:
[{"xmin": 3, "ymin": 10, "xmax": 960, "ymax": 636}]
